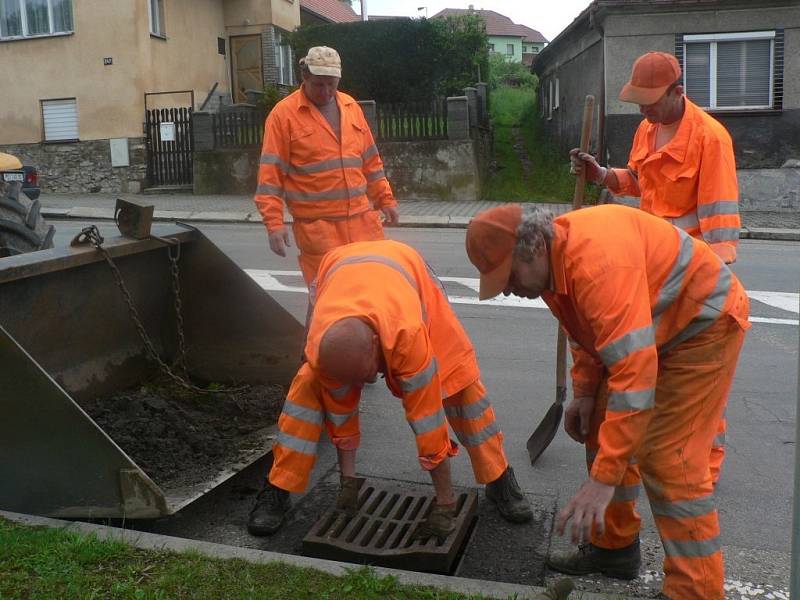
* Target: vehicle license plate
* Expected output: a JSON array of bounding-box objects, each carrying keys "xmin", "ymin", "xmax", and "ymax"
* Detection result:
[{"xmin": 2, "ymin": 173, "xmax": 24, "ymax": 182}]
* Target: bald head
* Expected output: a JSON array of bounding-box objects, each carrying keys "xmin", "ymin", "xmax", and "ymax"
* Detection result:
[{"xmin": 318, "ymin": 318, "xmax": 381, "ymax": 386}]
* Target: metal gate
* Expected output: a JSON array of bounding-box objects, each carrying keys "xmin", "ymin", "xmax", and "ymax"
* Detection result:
[{"xmin": 145, "ymin": 107, "xmax": 193, "ymax": 187}]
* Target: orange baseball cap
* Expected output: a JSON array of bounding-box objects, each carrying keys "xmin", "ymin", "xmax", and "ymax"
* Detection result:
[
  {"xmin": 619, "ymin": 52, "xmax": 681, "ymax": 106},
  {"xmin": 465, "ymin": 204, "xmax": 522, "ymax": 300}
]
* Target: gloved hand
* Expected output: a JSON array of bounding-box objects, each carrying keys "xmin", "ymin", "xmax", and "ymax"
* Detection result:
[
  {"xmin": 534, "ymin": 578, "xmax": 575, "ymax": 599},
  {"xmin": 412, "ymin": 502, "xmax": 457, "ymax": 543},
  {"xmin": 569, "ymin": 148, "xmax": 608, "ymax": 185},
  {"xmin": 335, "ymin": 475, "xmax": 365, "ymax": 517}
]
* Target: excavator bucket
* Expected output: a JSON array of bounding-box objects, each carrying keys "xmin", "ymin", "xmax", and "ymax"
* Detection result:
[{"xmin": 0, "ymin": 223, "xmax": 304, "ymax": 519}]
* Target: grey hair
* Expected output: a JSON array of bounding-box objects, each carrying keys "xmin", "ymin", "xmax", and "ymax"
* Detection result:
[{"xmin": 514, "ymin": 205, "xmax": 554, "ymax": 263}]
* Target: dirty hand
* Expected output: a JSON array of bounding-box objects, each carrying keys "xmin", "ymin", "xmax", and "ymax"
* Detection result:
[
  {"xmin": 268, "ymin": 227, "xmax": 291, "ymax": 257},
  {"xmin": 336, "ymin": 475, "xmax": 365, "ymax": 518},
  {"xmin": 381, "ymin": 205, "xmax": 400, "ymax": 226},
  {"xmin": 564, "ymin": 395, "xmax": 594, "ymax": 443},
  {"xmin": 556, "ymin": 477, "xmax": 615, "ymax": 544},
  {"xmin": 569, "ymin": 148, "xmax": 607, "ymax": 184}
]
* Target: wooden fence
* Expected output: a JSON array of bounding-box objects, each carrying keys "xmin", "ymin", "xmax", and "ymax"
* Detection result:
[
  {"xmin": 375, "ymin": 98, "xmax": 448, "ymax": 142},
  {"xmin": 212, "ymin": 109, "xmax": 266, "ymax": 148}
]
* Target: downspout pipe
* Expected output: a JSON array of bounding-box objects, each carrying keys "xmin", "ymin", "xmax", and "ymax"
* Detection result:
[
  {"xmin": 588, "ymin": 4, "xmax": 606, "ymax": 166},
  {"xmin": 792, "ymin": 281, "xmax": 800, "ymax": 597}
]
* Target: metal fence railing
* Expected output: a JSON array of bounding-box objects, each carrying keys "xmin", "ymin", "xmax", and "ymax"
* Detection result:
[{"xmin": 212, "ymin": 109, "xmax": 266, "ymax": 148}]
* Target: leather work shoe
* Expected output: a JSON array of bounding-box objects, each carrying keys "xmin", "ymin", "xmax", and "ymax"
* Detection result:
[
  {"xmin": 335, "ymin": 475, "xmax": 365, "ymax": 517},
  {"xmin": 485, "ymin": 466, "xmax": 533, "ymax": 523},
  {"xmin": 412, "ymin": 502, "xmax": 457, "ymax": 543},
  {"xmin": 546, "ymin": 539, "xmax": 641, "ymax": 580},
  {"xmin": 247, "ymin": 483, "xmax": 291, "ymax": 536}
]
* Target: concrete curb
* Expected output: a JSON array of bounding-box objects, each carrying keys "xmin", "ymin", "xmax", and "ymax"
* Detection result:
[
  {"xmin": 0, "ymin": 510, "xmax": 616, "ymax": 599},
  {"xmin": 40, "ymin": 207, "xmax": 800, "ymax": 241}
]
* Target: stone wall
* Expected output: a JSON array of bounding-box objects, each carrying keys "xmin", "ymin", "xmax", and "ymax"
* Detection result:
[
  {"xmin": 194, "ymin": 148, "xmax": 259, "ymax": 195},
  {"xmin": 0, "ymin": 139, "xmax": 148, "ymax": 194}
]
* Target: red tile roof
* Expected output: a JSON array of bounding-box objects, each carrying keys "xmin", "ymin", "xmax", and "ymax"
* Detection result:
[
  {"xmin": 432, "ymin": 8, "xmax": 548, "ymax": 42},
  {"xmin": 300, "ymin": 0, "xmax": 360, "ymax": 23}
]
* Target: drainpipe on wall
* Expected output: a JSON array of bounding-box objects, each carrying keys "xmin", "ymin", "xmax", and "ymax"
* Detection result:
[
  {"xmin": 361, "ymin": 0, "xmax": 368, "ymax": 21},
  {"xmin": 588, "ymin": 4, "xmax": 606, "ymax": 165}
]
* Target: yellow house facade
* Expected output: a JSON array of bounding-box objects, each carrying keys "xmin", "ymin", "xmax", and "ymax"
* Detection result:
[{"xmin": 0, "ymin": 0, "xmax": 300, "ymax": 192}]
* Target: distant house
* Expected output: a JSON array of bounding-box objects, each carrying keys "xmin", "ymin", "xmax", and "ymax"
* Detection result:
[
  {"xmin": 432, "ymin": 6, "xmax": 547, "ymax": 64},
  {"xmin": 533, "ymin": 0, "xmax": 800, "ymax": 169},
  {"xmin": 300, "ymin": 0, "xmax": 360, "ymax": 25}
]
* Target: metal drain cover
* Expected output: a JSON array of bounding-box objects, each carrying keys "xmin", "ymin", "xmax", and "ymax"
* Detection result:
[{"xmin": 302, "ymin": 480, "xmax": 478, "ymax": 573}]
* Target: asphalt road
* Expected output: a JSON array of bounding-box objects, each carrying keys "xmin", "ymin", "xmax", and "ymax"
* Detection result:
[{"xmin": 52, "ymin": 221, "xmax": 800, "ymax": 598}]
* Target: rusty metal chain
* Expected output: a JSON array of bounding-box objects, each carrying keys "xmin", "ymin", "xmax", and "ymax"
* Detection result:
[{"xmin": 72, "ymin": 225, "xmax": 243, "ymax": 395}]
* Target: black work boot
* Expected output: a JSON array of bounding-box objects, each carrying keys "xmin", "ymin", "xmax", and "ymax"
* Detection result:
[
  {"xmin": 485, "ymin": 466, "xmax": 533, "ymax": 523},
  {"xmin": 247, "ymin": 483, "xmax": 291, "ymax": 536},
  {"xmin": 546, "ymin": 539, "xmax": 641, "ymax": 580}
]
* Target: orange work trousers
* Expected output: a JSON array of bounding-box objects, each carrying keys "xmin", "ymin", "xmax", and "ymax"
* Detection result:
[
  {"xmin": 585, "ymin": 316, "xmax": 746, "ymax": 600},
  {"xmin": 269, "ymin": 374, "xmax": 508, "ymax": 493},
  {"xmin": 292, "ymin": 209, "xmax": 385, "ymax": 286}
]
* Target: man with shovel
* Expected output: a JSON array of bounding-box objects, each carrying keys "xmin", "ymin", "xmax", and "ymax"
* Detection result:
[
  {"xmin": 569, "ymin": 51, "xmax": 740, "ymax": 484},
  {"xmin": 247, "ymin": 239, "xmax": 532, "ymax": 539},
  {"xmin": 465, "ymin": 203, "xmax": 749, "ymax": 600}
]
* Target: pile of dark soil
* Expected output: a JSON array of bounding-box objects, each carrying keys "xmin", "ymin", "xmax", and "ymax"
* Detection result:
[{"xmin": 79, "ymin": 377, "xmax": 285, "ymax": 489}]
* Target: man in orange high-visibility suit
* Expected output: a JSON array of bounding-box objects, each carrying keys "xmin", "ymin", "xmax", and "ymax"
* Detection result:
[
  {"xmin": 569, "ymin": 51, "xmax": 740, "ymax": 485},
  {"xmin": 247, "ymin": 240, "xmax": 532, "ymax": 538},
  {"xmin": 253, "ymin": 46, "xmax": 399, "ymax": 287},
  {"xmin": 466, "ymin": 204, "xmax": 749, "ymax": 600}
]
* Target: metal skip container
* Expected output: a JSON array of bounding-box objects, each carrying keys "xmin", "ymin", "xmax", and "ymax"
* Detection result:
[{"xmin": 0, "ymin": 223, "xmax": 304, "ymax": 519}]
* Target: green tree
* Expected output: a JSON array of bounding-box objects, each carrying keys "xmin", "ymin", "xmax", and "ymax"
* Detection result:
[{"xmin": 487, "ymin": 53, "xmax": 538, "ymax": 90}]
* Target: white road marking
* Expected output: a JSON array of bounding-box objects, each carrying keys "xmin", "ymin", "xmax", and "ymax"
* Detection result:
[{"xmin": 245, "ymin": 269, "xmax": 799, "ymax": 326}]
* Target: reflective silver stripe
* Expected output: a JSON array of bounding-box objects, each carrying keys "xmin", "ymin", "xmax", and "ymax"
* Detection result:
[
  {"xmin": 362, "ymin": 144, "xmax": 379, "ymax": 160},
  {"xmin": 292, "ymin": 156, "xmax": 363, "ymax": 175},
  {"xmin": 607, "ymin": 388, "xmax": 654, "ymax": 412},
  {"xmin": 697, "ymin": 200, "xmax": 739, "ymax": 219},
  {"xmin": 260, "ymin": 153, "xmax": 290, "ymax": 173},
  {"xmin": 661, "ymin": 263, "xmax": 732, "ymax": 353},
  {"xmin": 712, "ymin": 431, "xmax": 726, "ymax": 448},
  {"xmin": 365, "ymin": 168, "xmax": 386, "ymax": 182},
  {"xmin": 400, "ymin": 357, "xmax": 438, "ymax": 393},
  {"xmin": 256, "ymin": 183, "xmax": 285, "ymax": 197},
  {"xmin": 444, "ymin": 395, "xmax": 491, "ymax": 420},
  {"xmin": 276, "ymin": 431, "xmax": 318, "ymax": 455},
  {"xmin": 598, "ymin": 325, "xmax": 655, "ymax": 367},
  {"xmin": 703, "ymin": 227, "xmax": 739, "ymax": 243},
  {"xmin": 568, "ymin": 337, "xmax": 581, "ymax": 350},
  {"xmin": 586, "ymin": 447, "xmax": 598, "ymax": 463},
  {"xmin": 408, "ymin": 407, "xmax": 446, "ymax": 435},
  {"xmin": 451, "ymin": 420, "xmax": 500, "ymax": 447},
  {"xmin": 326, "ymin": 409, "xmax": 358, "ymax": 427},
  {"xmin": 285, "ymin": 185, "xmax": 367, "ymax": 202},
  {"xmin": 654, "ymin": 228, "xmax": 695, "ymax": 317},
  {"xmin": 329, "ymin": 384, "xmax": 352, "ymax": 399},
  {"xmin": 326, "ymin": 255, "xmax": 418, "ymax": 293},
  {"xmin": 651, "ymin": 494, "xmax": 715, "ymax": 519},
  {"xmin": 281, "ymin": 400, "xmax": 324, "ymax": 426},
  {"xmin": 662, "ymin": 536, "xmax": 721, "ymax": 558},
  {"xmin": 612, "ymin": 484, "xmax": 640, "ymax": 502},
  {"xmin": 667, "ymin": 211, "xmax": 700, "ymax": 231}
]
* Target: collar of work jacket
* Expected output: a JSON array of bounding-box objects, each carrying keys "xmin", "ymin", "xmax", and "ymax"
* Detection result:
[
  {"xmin": 298, "ymin": 85, "xmax": 357, "ymax": 142},
  {"xmin": 629, "ymin": 97, "xmax": 706, "ymax": 168}
]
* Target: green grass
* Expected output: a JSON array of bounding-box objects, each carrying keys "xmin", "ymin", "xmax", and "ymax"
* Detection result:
[
  {"xmin": 0, "ymin": 518, "xmax": 496, "ymax": 599},
  {"xmin": 484, "ymin": 86, "xmax": 599, "ymax": 203}
]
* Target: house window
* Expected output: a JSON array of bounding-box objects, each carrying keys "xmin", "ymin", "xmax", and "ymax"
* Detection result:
[
  {"xmin": 0, "ymin": 0, "xmax": 72, "ymax": 39},
  {"xmin": 554, "ymin": 78, "xmax": 560, "ymax": 109},
  {"xmin": 489, "ymin": 43, "xmax": 494, "ymax": 52},
  {"xmin": 683, "ymin": 31, "xmax": 775, "ymax": 110},
  {"xmin": 506, "ymin": 43, "xmax": 514, "ymax": 56},
  {"xmin": 149, "ymin": 0, "xmax": 165, "ymax": 37},
  {"xmin": 532, "ymin": 47, "xmax": 539, "ymax": 54},
  {"xmin": 548, "ymin": 79, "xmax": 553, "ymax": 119},
  {"xmin": 275, "ymin": 28, "xmax": 295, "ymax": 86},
  {"xmin": 41, "ymin": 97, "xmax": 78, "ymax": 141}
]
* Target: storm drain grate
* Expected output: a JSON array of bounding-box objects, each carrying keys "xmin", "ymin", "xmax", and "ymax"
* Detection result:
[{"xmin": 302, "ymin": 480, "xmax": 478, "ymax": 573}]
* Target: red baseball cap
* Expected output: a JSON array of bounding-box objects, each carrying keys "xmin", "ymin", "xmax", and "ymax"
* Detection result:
[
  {"xmin": 465, "ymin": 204, "xmax": 522, "ymax": 300},
  {"xmin": 619, "ymin": 52, "xmax": 682, "ymax": 105}
]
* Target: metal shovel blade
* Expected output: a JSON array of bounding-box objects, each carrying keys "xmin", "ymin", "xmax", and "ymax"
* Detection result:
[{"xmin": 526, "ymin": 388, "xmax": 565, "ymax": 465}]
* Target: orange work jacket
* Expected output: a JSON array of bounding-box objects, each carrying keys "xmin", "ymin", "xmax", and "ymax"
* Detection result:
[
  {"xmin": 608, "ymin": 98, "xmax": 740, "ymax": 264},
  {"xmin": 254, "ymin": 87, "xmax": 396, "ymax": 233},
  {"xmin": 541, "ymin": 205, "xmax": 750, "ymax": 487},
  {"xmin": 304, "ymin": 240, "xmax": 480, "ymax": 467}
]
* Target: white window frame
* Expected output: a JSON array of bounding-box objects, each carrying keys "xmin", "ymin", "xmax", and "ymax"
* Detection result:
[
  {"xmin": 554, "ymin": 77, "xmax": 560, "ymax": 110},
  {"xmin": 506, "ymin": 43, "xmax": 514, "ymax": 56},
  {"xmin": 275, "ymin": 28, "xmax": 295, "ymax": 86},
  {"xmin": 0, "ymin": 0, "xmax": 73, "ymax": 40},
  {"xmin": 148, "ymin": 0, "xmax": 165, "ymax": 37},
  {"xmin": 547, "ymin": 79, "xmax": 553, "ymax": 120},
  {"xmin": 41, "ymin": 97, "xmax": 79, "ymax": 142},
  {"xmin": 683, "ymin": 30, "xmax": 775, "ymax": 110}
]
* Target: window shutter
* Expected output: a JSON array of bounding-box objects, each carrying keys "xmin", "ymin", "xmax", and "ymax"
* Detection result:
[
  {"xmin": 42, "ymin": 98, "xmax": 79, "ymax": 141},
  {"xmin": 717, "ymin": 39, "xmax": 771, "ymax": 107},
  {"xmin": 685, "ymin": 43, "xmax": 711, "ymax": 108},
  {"xmin": 774, "ymin": 29, "xmax": 784, "ymax": 110}
]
